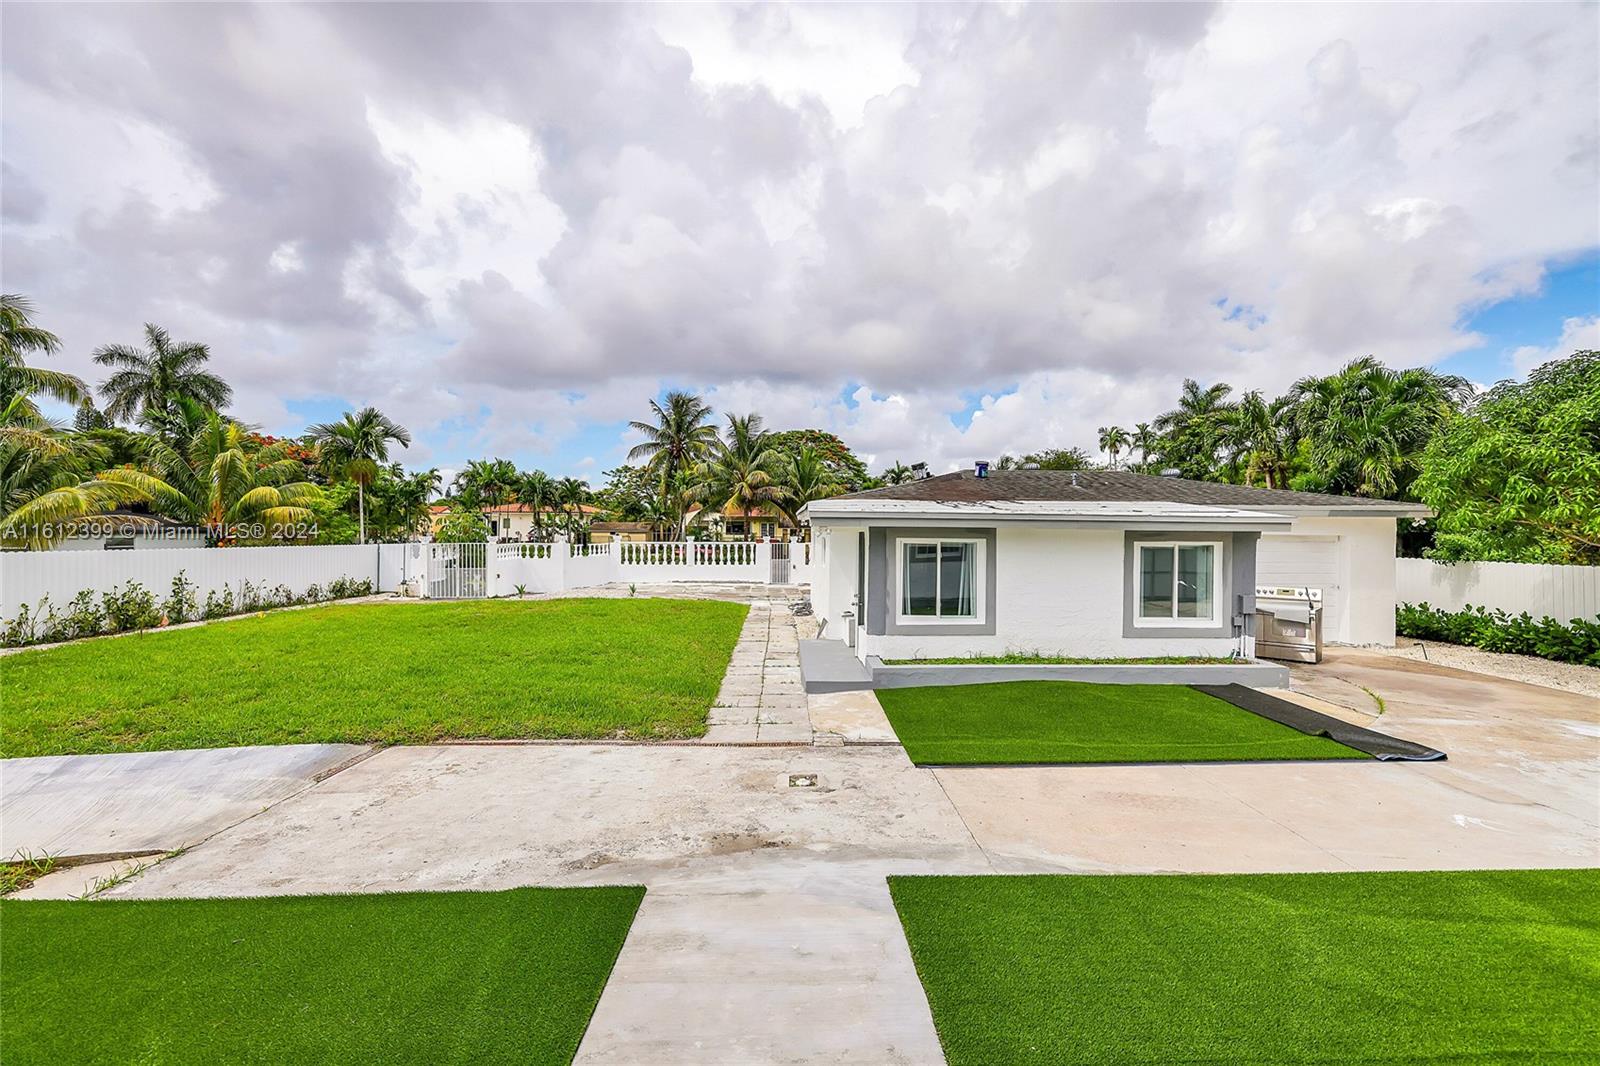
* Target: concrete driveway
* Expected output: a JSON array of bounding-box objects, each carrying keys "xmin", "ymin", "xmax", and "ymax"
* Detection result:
[
  {"xmin": 934, "ymin": 647, "xmax": 1598, "ymax": 874},
  {"xmin": 7, "ymin": 646, "xmax": 1595, "ymax": 1063}
]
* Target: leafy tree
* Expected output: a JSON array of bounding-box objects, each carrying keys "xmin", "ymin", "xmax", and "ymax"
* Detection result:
[
  {"xmin": 434, "ymin": 505, "xmax": 490, "ymax": 541},
  {"xmin": 627, "ymin": 391, "xmax": 719, "ymax": 535},
  {"xmin": 93, "ymin": 324, "xmax": 232, "ymax": 424},
  {"xmin": 307, "ymin": 407, "xmax": 412, "ymax": 544},
  {"xmin": 593, "ymin": 464, "xmax": 657, "ymax": 522},
  {"xmin": 1417, "ymin": 351, "xmax": 1599, "ymax": 564},
  {"xmin": 765, "ymin": 429, "xmax": 870, "ymax": 490},
  {"xmin": 1021, "ymin": 447, "xmax": 1093, "ymax": 471},
  {"xmin": 98, "ymin": 410, "xmax": 321, "ymax": 545}
]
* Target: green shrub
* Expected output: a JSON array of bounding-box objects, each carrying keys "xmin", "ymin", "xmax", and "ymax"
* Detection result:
[
  {"xmin": 102, "ymin": 583, "xmax": 159, "ymax": 633},
  {"xmin": 163, "ymin": 571, "xmax": 198, "ymax": 624},
  {"xmin": 1396, "ymin": 602, "xmax": 1599, "ymax": 666},
  {"xmin": 65, "ymin": 590, "xmax": 104, "ymax": 640}
]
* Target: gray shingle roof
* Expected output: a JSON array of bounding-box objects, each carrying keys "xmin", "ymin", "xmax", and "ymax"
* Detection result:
[{"xmin": 838, "ymin": 469, "xmax": 1427, "ymax": 513}]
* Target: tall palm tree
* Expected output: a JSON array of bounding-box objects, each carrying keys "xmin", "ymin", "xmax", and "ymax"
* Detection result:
[
  {"xmin": 627, "ymin": 391, "xmax": 719, "ymax": 535},
  {"xmin": 451, "ymin": 458, "xmax": 519, "ymax": 512},
  {"xmin": 1221, "ymin": 390, "xmax": 1287, "ymax": 487},
  {"xmin": 308, "ymin": 406, "xmax": 411, "ymax": 543},
  {"xmin": 774, "ymin": 445, "xmax": 843, "ymax": 529},
  {"xmin": 1096, "ymin": 425, "xmax": 1130, "ymax": 469},
  {"xmin": 686, "ymin": 413, "xmax": 783, "ymax": 539},
  {"xmin": 1, "ymin": 294, "xmax": 86, "ymax": 439},
  {"xmin": 93, "ymin": 324, "xmax": 233, "ymax": 425},
  {"xmin": 516, "ymin": 469, "xmax": 556, "ymax": 536},
  {"xmin": 98, "ymin": 411, "xmax": 320, "ymax": 545}
]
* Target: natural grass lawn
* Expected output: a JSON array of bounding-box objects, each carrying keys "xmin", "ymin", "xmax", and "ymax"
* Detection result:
[
  {"xmin": 1, "ymin": 886, "xmax": 643, "ymax": 1065},
  {"xmin": 0, "ymin": 598, "xmax": 748, "ymax": 757},
  {"xmin": 876, "ymin": 680, "xmax": 1367, "ymax": 765},
  {"xmin": 890, "ymin": 869, "xmax": 1600, "ymax": 1066}
]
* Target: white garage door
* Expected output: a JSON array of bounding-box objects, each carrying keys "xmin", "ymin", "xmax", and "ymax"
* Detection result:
[{"xmin": 1256, "ymin": 534, "xmax": 1341, "ymax": 639}]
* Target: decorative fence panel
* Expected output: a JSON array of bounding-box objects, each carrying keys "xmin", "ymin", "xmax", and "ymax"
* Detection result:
[
  {"xmin": 614, "ymin": 540, "xmax": 766, "ymax": 584},
  {"xmin": 1396, "ymin": 558, "xmax": 1600, "ymax": 624},
  {"xmin": 0, "ymin": 543, "xmax": 419, "ymax": 621}
]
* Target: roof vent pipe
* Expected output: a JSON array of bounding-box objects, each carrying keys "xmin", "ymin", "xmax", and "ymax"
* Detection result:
[
  {"xmin": 1070, "ymin": 471, "xmax": 1079, "ymax": 488},
  {"xmin": 974, "ymin": 460, "xmax": 989, "ymax": 478}
]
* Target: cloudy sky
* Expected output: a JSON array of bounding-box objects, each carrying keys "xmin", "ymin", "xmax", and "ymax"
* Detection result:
[{"xmin": 3, "ymin": 2, "xmax": 1597, "ymax": 484}]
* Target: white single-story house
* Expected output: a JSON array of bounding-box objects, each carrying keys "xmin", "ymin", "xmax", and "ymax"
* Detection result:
[{"xmin": 800, "ymin": 468, "xmax": 1427, "ymax": 662}]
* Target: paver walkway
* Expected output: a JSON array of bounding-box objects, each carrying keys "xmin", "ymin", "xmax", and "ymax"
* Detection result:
[{"xmin": 705, "ymin": 598, "xmax": 811, "ymax": 743}]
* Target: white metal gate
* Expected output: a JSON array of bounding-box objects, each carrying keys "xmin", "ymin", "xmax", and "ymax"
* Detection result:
[{"xmin": 427, "ymin": 542, "xmax": 487, "ymax": 599}]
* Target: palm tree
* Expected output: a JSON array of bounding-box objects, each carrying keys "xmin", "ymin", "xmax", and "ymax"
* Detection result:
[
  {"xmin": 451, "ymin": 458, "xmax": 519, "ymax": 512},
  {"xmin": 1154, "ymin": 379, "xmax": 1236, "ymax": 480},
  {"xmin": 686, "ymin": 413, "xmax": 783, "ymax": 539},
  {"xmin": 1, "ymin": 294, "xmax": 86, "ymax": 439},
  {"xmin": 1097, "ymin": 425, "xmax": 1130, "ymax": 469},
  {"xmin": 98, "ymin": 411, "xmax": 320, "ymax": 544},
  {"xmin": 93, "ymin": 324, "xmax": 233, "ymax": 424},
  {"xmin": 0, "ymin": 435, "xmax": 146, "ymax": 549},
  {"xmin": 774, "ymin": 445, "xmax": 843, "ymax": 529},
  {"xmin": 516, "ymin": 469, "xmax": 556, "ymax": 536},
  {"xmin": 881, "ymin": 461, "xmax": 914, "ymax": 485},
  {"xmin": 627, "ymin": 391, "xmax": 719, "ymax": 535},
  {"xmin": 1131, "ymin": 422, "xmax": 1159, "ymax": 469},
  {"xmin": 308, "ymin": 406, "xmax": 411, "ymax": 543},
  {"xmin": 556, "ymin": 476, "xmax": 589, "ymax": 536},
  {"xmin": 1284, "ymin": 358, "xmax": 1469, "ymax": 498}
]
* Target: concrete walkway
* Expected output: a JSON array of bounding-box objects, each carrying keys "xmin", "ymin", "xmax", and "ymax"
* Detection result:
[{"xmin": 1, "ymin": 743, "xmax": 371, "ymax": 859}]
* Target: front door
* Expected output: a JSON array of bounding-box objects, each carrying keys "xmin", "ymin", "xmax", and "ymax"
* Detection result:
[{"xmin": 852, "ymin": 531, "xmax": 866, "ymax": 648}]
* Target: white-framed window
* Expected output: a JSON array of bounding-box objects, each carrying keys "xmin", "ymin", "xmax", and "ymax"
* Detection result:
[
  {"xmin": 1135, "ymin": 541, "xmax": 1221, "ymax": 625},
  {"xmin": 895, "ymin": 537, "xmax": 983, "ymax": 623}
]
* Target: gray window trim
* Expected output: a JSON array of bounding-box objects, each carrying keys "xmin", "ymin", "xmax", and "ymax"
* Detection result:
[
  {"xmin": 867, "ymin": 527, "xmax": 997, "ymax": 636},
  {"xmin": 1123, "ymin": 531, "xmax": 1256, "ymax": 639}
]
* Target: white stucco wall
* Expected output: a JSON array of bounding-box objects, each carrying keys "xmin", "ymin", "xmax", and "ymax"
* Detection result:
[
  {"xmin": 811, "ymin": 525, "xmax": 864, "ymax": 643},
  {"xmin": 1259, "ymin": 516, "xmax": 1397, "ymax": 645},
  {"xmin": 845, "ymin": 526, "xmax": 1242, "ymax": 661}
]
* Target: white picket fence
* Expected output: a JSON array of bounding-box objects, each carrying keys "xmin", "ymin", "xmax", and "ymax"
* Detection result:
[
  {"xmin": 1396, "ymin": 558, "xmax": 1600, "ymax": 624},
  {"xmin": 0, "ymin": 543, "xmax": 424, "ymax": 622}
]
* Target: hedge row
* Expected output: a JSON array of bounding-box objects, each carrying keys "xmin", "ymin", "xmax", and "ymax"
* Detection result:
[
  {"xmin": 1, "ymin": 571, "xmax": 375, "ymax": 648},
  {"xmin": 1395, "ymin": 602, "xmax": 1600, "ymax": 666}
]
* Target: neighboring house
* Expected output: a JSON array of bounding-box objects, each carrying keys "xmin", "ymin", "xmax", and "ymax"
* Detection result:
[
  {"xmin": 800, "ymin": 467, "xmax": 1426, "ymax": 662},
  {"xmin": 712, "ymin": 505, "xmax": 794, "ymax": 541},
  {"xmin": 52, "ymin": 511, "xmax": 206, "ymax": 551},
  {"xmin": 589, "ymin": 521, "xmax": 655, "ymax": 543}
]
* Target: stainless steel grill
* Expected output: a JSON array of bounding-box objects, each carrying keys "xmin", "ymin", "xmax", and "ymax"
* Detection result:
[{"xmin": 1254, "ymin": 586, "xmax": 1323, "ymax": 664}]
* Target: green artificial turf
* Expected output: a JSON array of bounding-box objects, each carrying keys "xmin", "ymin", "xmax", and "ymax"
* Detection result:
[
  {"xmin": 889, "ymin": 869, "xmax": 1600, "ymax": 1066},
  {"xmin": 1, "ymin": 886, "xmax": 642, "ymax": 1065},
  {"xmin": 0, "ymin": 598, "xmax": 748, "ymax": 756},
  {"xmin": 875, "ymin": 680, "xmax": 1367, "ymax": 765}
]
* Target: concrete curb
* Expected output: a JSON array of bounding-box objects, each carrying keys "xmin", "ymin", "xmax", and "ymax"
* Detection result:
[{"xmin": 868, "ymin": 658, "xmax": 1292, "ymax": 688}]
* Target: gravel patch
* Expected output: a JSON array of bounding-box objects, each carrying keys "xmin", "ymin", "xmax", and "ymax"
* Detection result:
[{"xmin": 1371, "ymin": 638, "xmax": 1600, "ymax": 699}]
